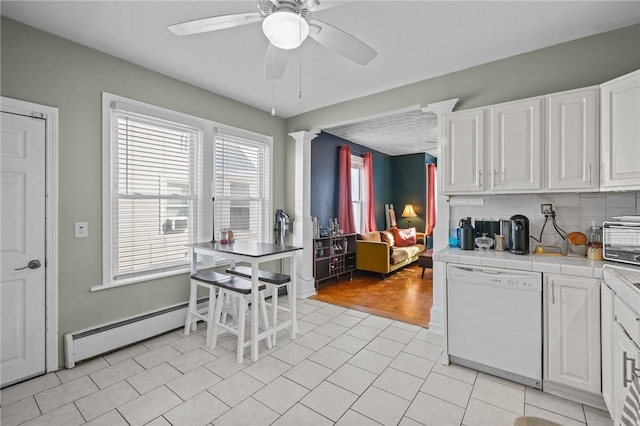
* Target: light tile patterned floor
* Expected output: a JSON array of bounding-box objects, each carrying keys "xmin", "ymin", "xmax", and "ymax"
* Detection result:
[{"xmin": 1, "ymin": 297, "xmax": 614, "ymax": 426}]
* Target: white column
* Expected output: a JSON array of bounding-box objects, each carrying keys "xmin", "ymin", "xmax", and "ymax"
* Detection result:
[
  {"xmin": 422, "ymin": 99, "xmax": 458, "ymax": 336},
  {"xmin": 289, "ymin": 131, "xmax": 319, "ymax": 299}
]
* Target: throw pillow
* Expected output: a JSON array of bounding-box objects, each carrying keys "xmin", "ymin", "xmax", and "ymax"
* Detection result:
[
  {"xmin": 392, "ymin": 227, "xmax": 417, "ymax": 247},
  {"xmin": 380, "ymin": 230, "xmax": 395, "ymax": 246},
  {"xmin": 360, "ymin": 231, "xmax": 381, "ymax": 242}
]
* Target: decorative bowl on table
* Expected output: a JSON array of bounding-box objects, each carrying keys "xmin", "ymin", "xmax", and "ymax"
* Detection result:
[{"xmin": 475, "ymin": 233, "xmax": 494, "ymax": 250}]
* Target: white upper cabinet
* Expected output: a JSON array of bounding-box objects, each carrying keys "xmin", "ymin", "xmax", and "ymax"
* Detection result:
[
  {"xmin": 442, "ymin": 108, "xmax": 485, "ymax": 193},
  {"xmin": 489, "ymin": 97, "xmax": 543, "ymax": 191},
  {"xmin": 546, "ymin": 87, "xmax": 599, "ymax": 191},
  {"xmin": 441, "ymin": 90, "xmax": 597, "ymax": 195},
  {"xmin": 601, "ymin": 69, "xmax": 640, "ymax": 191}
]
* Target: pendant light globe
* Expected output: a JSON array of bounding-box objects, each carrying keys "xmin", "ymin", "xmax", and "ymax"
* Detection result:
[{"xmin": 262, "ymin": 10, "xmax": 309, "ymax": 50}]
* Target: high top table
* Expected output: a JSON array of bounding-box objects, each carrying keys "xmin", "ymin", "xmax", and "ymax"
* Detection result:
[{"xmin": 190, "ymin": 241, "xmax": 302, "ymax": 362}]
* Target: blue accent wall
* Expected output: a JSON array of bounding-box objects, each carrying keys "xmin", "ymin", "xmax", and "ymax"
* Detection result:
[
  {"xmin": 311, "ymin": 132, "xmax": 390, "ymax": 230},
  {"xmin": 311, "ymin": 132, "xmax": 442, "ymax": 232}
]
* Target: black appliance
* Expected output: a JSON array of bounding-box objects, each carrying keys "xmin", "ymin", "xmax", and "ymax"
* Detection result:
[
  {"xmin": 459, "ymin": 217, "xmax": 475, "ymax": 250},
  {"xmin": 510, "ymin": 214, "xmax": 530, "ymax": 255}
]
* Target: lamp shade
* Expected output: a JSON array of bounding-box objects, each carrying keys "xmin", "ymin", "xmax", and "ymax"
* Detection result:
[
  {"xmin": 401, "ymin": 204, "xmax": 417, "ymax": 218},
  {"xmin": 262, "ymin": 10, "xmax": 309, "ymax": 50}
]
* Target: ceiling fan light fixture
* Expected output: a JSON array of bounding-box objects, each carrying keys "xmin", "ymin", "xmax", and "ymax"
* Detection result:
[{"xmin": 262, "ymin": 10, "xmax": 309, "ymax": 50}]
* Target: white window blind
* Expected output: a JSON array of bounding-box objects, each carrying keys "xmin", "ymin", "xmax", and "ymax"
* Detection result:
[
  {"xmin": 214, "ymin": 132, "xmax": 270, "ymax": 242},
  {"xmin": 110, "ymin": 106, "xmax": 202, "ymax": 280}
]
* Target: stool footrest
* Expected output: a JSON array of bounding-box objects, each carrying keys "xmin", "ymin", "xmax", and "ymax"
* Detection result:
[
  {"xmin": 191, "ymin": 271, "xmax": 266, "ymax": 294},
  {"xmin": 226, "ymin": 266, "xmax": 290, "ymax": 285}
]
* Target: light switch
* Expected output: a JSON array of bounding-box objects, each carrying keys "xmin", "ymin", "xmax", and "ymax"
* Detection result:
[{"xmin": 75, "ymin": 222, "xmax": 88, "ymax": 238}]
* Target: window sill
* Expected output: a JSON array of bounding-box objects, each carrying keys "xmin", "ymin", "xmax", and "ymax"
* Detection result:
[{"xmin": 91, "ymin": 267, "xmax": 191, "ymax": 292}]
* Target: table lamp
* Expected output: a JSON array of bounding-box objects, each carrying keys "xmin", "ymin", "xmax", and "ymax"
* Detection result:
[{"xmin": 401, "ymin": 204, "xmax": 417, "ymax": 228}]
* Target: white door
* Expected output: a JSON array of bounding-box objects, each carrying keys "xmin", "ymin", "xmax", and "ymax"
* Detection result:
[
  {"xmin": 612, "ymin": 322, "xmax": 640, "ymax": 425},
  {"xmin": 546, "ymin": 87, "xmax": 599, "ymax": 191},
  {"xmin": 489, "ymin": 97, "xmax": 543, "ymax": 191},
  {"xmin": 546, "ymin": 275, "xmax": 601, "ymax": 394},
  {"xmin": 601, "ymin": 69, "xmax": 640, "ymax": 191},
  {"xmin": 1, "ymin": 111, "xmax": 46, "ymax": 387},
  {"xmin": 441, "ymin": 108, "xmax": 485, "ymax": 194},
  {"xmin": 601, "ymin": 282, "xmax": 614, "ymax": 416}
]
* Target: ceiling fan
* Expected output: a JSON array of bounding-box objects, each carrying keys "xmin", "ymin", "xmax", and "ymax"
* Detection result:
[{"xmin": 168, "ymin": 0, "xmax": 377, "ymax": 80}]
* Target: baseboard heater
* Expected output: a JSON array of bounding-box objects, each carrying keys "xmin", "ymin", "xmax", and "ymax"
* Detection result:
[{"xmin": 64, "ymin": 298, "xmax": 208, "ymax": 369}]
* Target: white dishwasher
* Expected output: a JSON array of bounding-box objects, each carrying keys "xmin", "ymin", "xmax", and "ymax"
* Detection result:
[{"xmin": 446, "ymin": 264, "xmax": 543, "ymax": 389}]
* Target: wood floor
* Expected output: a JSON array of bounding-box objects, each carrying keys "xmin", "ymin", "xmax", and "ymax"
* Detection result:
[{"xmin": 311, "ymin": 263, "xmax": 433, "ymax": 328}]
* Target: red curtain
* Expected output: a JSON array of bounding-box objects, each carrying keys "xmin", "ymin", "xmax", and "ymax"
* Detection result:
[
  {"xmin": 338, "ymin": 145, "xmax": 356, "ymax": 234},
  {"xmin": 426, "ymin": 163, "xmax": 436, "ymax": 236},
  {"xmin": 363, "ymin": 153, "xmax": 377, "ymax": 232}
]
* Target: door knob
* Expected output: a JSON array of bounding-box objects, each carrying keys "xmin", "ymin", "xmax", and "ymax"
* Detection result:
[{"xmin": 15, "ymin": 260, "xmax": 41, "ymax": 270}]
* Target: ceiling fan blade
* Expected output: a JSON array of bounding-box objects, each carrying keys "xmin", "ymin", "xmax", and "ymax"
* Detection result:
[
  {"xmin": 265, "ymin": 44, "xmax": 291, "ymax": 80},
  {"xmin": 308, "ymin": 19, "xmax": 377, "ymax": 65},
  {"xmin": 168, "ymin": 12, "xmax": 262, "ymax": 36}
]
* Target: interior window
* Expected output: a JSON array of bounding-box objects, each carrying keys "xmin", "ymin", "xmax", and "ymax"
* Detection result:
[{"xmin": 351, "ymin": 154, "xmax": 364, "ymax": 233}]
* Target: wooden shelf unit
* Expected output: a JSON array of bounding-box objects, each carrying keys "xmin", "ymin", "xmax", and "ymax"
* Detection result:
[{"xmin": 313, "ymin": 233, "xmax": 357, "ymax": 288}]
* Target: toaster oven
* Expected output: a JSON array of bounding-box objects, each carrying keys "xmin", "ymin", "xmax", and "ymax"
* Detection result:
[{"xmin": 603, "ymin": 221, "xmax": 640, "ymax": 265}]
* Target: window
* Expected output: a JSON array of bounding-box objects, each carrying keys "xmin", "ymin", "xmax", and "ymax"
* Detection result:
[
  {"xmin": 214, "ymin": 131, "xmax": 271, "ymax": 242},
  {"xmin": 102, "ymin": 95, "xmax": 204, "ymax": 285},
  {"xmin": 351, "ymin": 155, "xmax": 364, "ymax": 233},
  {"xmin": 101, "ymin": 94, "xmax": 273, "ymax": 288}
]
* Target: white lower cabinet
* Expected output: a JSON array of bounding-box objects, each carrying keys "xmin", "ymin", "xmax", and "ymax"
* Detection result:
[
  {"xmin": 612, "ymin": 322, "xmax": 640, "ymax": 425},
  {"xmin": 601, "ymin": 282, "xmax": 614, "ymax": 416},
  {"xmin": 545, "ymin": 274, "xmax": 601, "ymax": 394}
]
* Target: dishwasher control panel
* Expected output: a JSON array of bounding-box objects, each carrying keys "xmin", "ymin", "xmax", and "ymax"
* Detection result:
[{"xmin": 449, "ymin": 264, "xmax": 542, "ymax": 292}]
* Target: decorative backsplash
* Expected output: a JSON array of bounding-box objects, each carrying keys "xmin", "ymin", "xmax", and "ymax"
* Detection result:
[{"xmin": 449, "ymin": 191, "xmax": 640, "ymax": 249}]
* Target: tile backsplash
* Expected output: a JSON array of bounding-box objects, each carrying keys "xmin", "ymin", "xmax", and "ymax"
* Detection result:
[{"xmin": 449, "ymin": 191, "xmax": 640, "ymax": 251}]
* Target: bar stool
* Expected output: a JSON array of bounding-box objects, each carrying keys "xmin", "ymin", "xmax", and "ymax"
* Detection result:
[
  {"xmin": 191, "ymin": 271, "xmax": 271, "ymax": 364},
  {"xmin": 184, "ymin": 273, "xmax": 219, "ymax": 342},
  {"xmin": 226, "ymin": 266, "xmax": 294, "ymax": 345}
]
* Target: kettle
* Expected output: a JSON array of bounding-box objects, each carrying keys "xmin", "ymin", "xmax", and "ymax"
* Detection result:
[
  {"xmin": 459, "ymin": 217, "xmax": 475, "ymax": 250},
  {"xmin": 509, "ymin": 214, "xmax": 530, "ymax": 255}
]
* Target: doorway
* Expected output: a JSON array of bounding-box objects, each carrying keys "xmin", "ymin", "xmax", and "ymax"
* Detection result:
[{"xmin": 1, "ymin": 98, "xmax": 59, "ymax": 386}]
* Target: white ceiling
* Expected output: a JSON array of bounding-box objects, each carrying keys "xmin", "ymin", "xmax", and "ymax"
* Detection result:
[
  {"xmin": 323, "ymin": 107, "xmax": 440, "ymax": 156},
  {"xmin": 3, "ymin": 1, "xmax": 639, "ymax": 156}
]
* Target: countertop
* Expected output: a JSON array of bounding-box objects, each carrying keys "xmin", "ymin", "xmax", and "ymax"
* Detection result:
[{"xmin": 434, "ymin": 247, "xmax": 608, "ymax": 278}]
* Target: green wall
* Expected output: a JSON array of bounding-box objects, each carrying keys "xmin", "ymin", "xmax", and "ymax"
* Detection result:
[{"xmin": 1, "ymin": 17, "xmax": 287, "ymax": 366}]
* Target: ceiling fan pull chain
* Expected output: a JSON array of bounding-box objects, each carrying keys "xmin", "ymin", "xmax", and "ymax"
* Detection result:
[{"xmin": 271, "ymin": 80, "xmax": 276, "ymax": 116}]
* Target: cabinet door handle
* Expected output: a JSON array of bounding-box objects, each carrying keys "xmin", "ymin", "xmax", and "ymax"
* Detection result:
[
  {"xmin": 589, "ymin": 163, "xmax": 592, "ymax": 186},
  {"xmin": 492, "ymin": 169, "xmax": 497, "ymax": 188},
  {"xmin": 478, "ymin": 170, "xmax": 483, "ymax": 189},
  {"xmin": 623, "ymin": 351, "xmax": 636, "ymax": 387},
  {"xmin": 551, "ymin": 280, "xmax": 555, "ymax": 304}
]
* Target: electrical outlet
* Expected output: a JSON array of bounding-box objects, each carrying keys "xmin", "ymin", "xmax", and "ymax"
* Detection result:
[
  {"xmin": 75, "ymin": 221, "xmax": 88, "ymax": 238},
  {"xmin": 540, "ymin": 204, "xmax": 554, "ymax": 215}
]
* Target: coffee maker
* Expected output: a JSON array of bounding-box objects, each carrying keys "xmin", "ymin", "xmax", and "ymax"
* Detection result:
[
  {"xmin": 509, "ymin": 214, "xmax": 530, "ymax": 255},
  {"xmin": 274, "ymin": 209, "xmax": 290, "ymax": 245}
]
